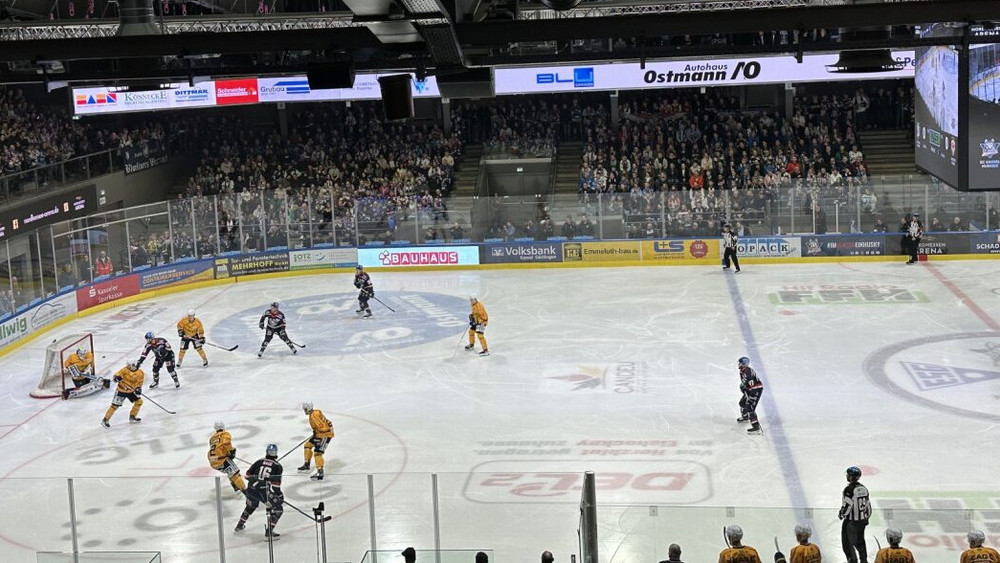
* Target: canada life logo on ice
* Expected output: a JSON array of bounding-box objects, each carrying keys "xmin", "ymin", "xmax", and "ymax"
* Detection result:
[{"xmin": 215, "ymin": 78, "xmax": 259, "ymax": 105}]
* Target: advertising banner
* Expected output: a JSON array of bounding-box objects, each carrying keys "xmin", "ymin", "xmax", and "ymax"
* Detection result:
[
  {"xmin": 562, "ymin": 241, "xmax": 640, "ymax": 262},
  {"xmin": 76, "ymin": 274, "xmax": 140, "ymax": 311},
  {"xmin": 0, "ymin": 292, "xmax": 78, "ymax": 349},
  {"xmin": 214, "ymin": 258, "xmax": 231, "ymax": 279},
  {"xmin": 800, "ymin": 235, "xmax": 885, "ymax": 257},
  {"xmin": 122, "ymin": 140, "xmax": 169, "ymax": 175},
  {"xmin": 640, "ymin": 239, "xmax": 720, "ymax": 261},
  {"xmin": 884, "ymin": 232, "xmax": 971, "ymax": 256},
  {"xmin": 735, "ymin": 237, "xmax": 802, "ymax": 259},
  {"xmin": 138, "ymin": 260, "xmax": 216, "ymax": 291},
  {"xmin": 215, "ymin": 78, "xmax": 260, "ymax": 106},
  {"xmin": 224, "ymin": 251, "xmax": 290, "ymax": 277},
  {"xmin": 289, "ymin": 248, "xmax": 359, "ymax": 270},
  {"xmin": 358, "ymin": 246, "xmax": 479, "ymax": 268},
  {"xmin": 970, "ymin": 232, "xmax": 1000, "ymax": 254},
  {"xmin": 494, "ymin": 51, "xmax": 914, "ymax": 95},
  {"xmin": 481, "ymin": 242, "xmax": 562, "ymax": 263}
]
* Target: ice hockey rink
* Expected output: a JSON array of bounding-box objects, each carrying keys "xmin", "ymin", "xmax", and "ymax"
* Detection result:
[{"xmin": 1, "ymin": 260, "xmax": 1000, "ymax": 563}]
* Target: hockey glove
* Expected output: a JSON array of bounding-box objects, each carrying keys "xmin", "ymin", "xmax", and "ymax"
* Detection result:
[
  {"xmin": 114, "ymin": 375, "xmax": 123, "ymax": 383},
  {"xmin": 136, "ymin": 357, "xmax": 145, "ymax": 368},
  {"xmin": 228, "ymin": 449, "xmax": 236, "ymax": 459},
  {"xmin": 774, "ymin": 550, "xmax": 787, "ymax": 563},
  {"xmin": 259, "ymin": 322, "xmax": 265, "ymax": 330},
  {"xmin": 134, "ymin": 388, "xmax": 141, "ymax": 396},
  {"xmin": 177, "ymin": 329, "xmax": 185, "ymax": 338}
]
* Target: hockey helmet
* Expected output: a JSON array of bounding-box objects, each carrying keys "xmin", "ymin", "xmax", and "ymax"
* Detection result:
[
  {"xmin": 270, "ymin": 302, "xmax": 279, "ymax": 309},
  {"xmin": 144, "ymin": 331, "xmax": 154, "ymax": 340},
  {"xmin": 968, "ymin": 530, "xmax": 987, "ymax": 547},
  {"xmin": 302, "ymin": 401, "xmax": 313, "ymax": 414},
  {"xmin": 356, "ymin": 265, "xmax": 364, "ymax": 271},
  {"xmin": 265, "ymin": 443, "xmax": 279, "ymax": 458},
  {"xmin": 885, "ymin": 528, "xmax": 903, "ymax": 544},
  {"xmin": 76, "ymin": 348, "xmax": 85, "ymax": 357},
  {"xmin": 127, "ymin": 361, "xmax": 139, "ymax": 371},
  {"xmin": 187, "ymin": 309, "xmax": 196, "ymax": 318},
  {"xmin": 846, "ymin": 466, "xmax": 862, "ymax": 479},
  {"xmin": 725, "ymin": 525, "xmax": 743, "ymax": 542},
  {"xmin": 738, "ymin": 356, "xmax": 750, "ymax": 367},
  {"xmin": 214, "ymin": 420, "xmax": 225, "ymax": 431}
]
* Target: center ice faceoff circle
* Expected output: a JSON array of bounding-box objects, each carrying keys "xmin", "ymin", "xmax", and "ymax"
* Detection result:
[{"xmin": 212, "ymin": 291, "xmax": 470, "ymax": 355}]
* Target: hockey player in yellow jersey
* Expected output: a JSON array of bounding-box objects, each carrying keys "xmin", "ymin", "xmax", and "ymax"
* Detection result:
[
  {"xmin": 719, "ymin": 525, "xmax": 763, "ymax": 563},
  {"xmin": 207, "ymin": 421, "xmax": 247, "ymax": 493},
  {"xmin": 63, "ymin": 347, "xmax": 94, "ymax": 387},
  {"xmin": 102, "ymin": 362, "xmax": 145, "ymax": 428},
  {"xmin": 297, "ymin": 402, "xmax": 334, "ymax": 481},
  {"xmin": 789, "ymin": 525, "xmax": 822, "ymax": 563},
  {"xmin": 962, "ymin": 530, "xmax": 1000, "ymax": 563},
  {"xmin": 874, "ymin": 529, "xmax": 916, "ymax": 563},
  {"xmin": 177, "ymin": 310, "xmax": 208, "ymax": 368},
  {"xmin": 465, "ymin": 297, "xmax": 489, "ymax": 356}
]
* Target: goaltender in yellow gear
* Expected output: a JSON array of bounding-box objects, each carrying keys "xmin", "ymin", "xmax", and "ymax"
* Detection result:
[
  {"xmin": 207, "ymin": 421, "xmax": 247, "ymax": 492},
  {"xmin": 298, "ymin": 402, "xmax": 334, "ymax": 481},
  {"xmin": 102, "ymin": 362, "xmax": 145, "ymax": 428},
  {"xmin": 465, "ymin": 297, "xmax": 489, "ymax": 356},
  {"xmin": 63, "ymin": 348, "xmax": 95, "ymax": 387},
  {"xmin": 177, "ymin": 310, "xmax": 208, "ymax": 367}
]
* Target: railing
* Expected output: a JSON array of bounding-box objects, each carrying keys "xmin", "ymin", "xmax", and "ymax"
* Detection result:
[
  {"xmin": 0, "ymin": 147, "xmax": 123, "ymax": 206},
  {"xmin": 0, "ymin": 177, "xmax": 995, "ymax": 319},
  {"xmin": 3, "ymin": 473, "xmax": 996, "ymax": 563}
]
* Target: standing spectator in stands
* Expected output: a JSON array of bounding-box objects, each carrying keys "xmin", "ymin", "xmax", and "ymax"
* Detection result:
[
  {"xmin": 839, "ymin": 466, "xmax": 871, "ymax": 563},
  {"xmin": 961, "ymin": 530, "xmax": 999, "ymax": 563},
  {"xmin": 59, "ymin": 263, "xmax": 77, "ymax": 289},
  {"xmin": 561, "ymin": 216, "xmax": 576, "ymax": 239},
  {"xmin": 948, "ymin": 216, "xmax": 966, "ymax": 232},
  {"xmin": 874, "ymin": 529, "xmax": 914, "ymax": 563},
  {"xmin": 989, "ymin": 206, "xmax": 999, "ymax": 230},
  {"xmin": 790, "ymin": 524, "xmax": 822, "ymax": 563},
  {"xmin": 853, "ymin": 89, "xmax": 871, "ymax": 131},
  {"xmin": 659, "ymin": 543, "xmax": 685, "ymax": 563},
  {"xmin": 94, "ymin": 251, "xmax": 113, "ymax": 277},
  {"xmin": 930, "ymin": 217, "xmax": 944, "ymax": 232},
  {"xmin": 720, "ymin": 525, "xmax": 762, "ymax": 563},
  {"xmin": 541, "ymin": 551, "xmax": 554, "ymax": 563},
  {"xmin": 872, "ymin": 218, "xmax": 888, "ymax": 233},
  {"xmin": 578, "ymin": 215, "xmax": 594, "ymax": 238},
  {"xmin": 449, "ymin": 222, "xmax": 465, "ymax": 241}
]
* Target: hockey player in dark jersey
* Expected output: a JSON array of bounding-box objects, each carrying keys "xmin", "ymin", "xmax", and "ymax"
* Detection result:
[
  {"xmin": 736, "ymin": 356, "xmax": 763, "ymax": 434},
  {"xmin": 136, "ymin": 332, "xmax": 179, "ymax": 389},
  {"xmin": 353, "ymin": 265, "xmax": 374, "ymax": 318},
  {"xmin": 236, "ymin": 443, "xmax": 284, "ymax": 539},
  {"xmin": 258, "ymin": 302, "xmax": 297, "ymax": 358}
]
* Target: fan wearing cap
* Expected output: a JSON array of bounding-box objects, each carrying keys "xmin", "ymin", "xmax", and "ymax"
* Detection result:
[
  {"xmin": 874, "ymin": 528, "xmax": 915, "ymax": 563},
  {"xmin": 905, "ymin": 212, "xmax": 924, "ymax": 264},
  {"xmin": 353, "ymin": 265, "xmax": 375, "ymax": 318},
  {"xmin": 465, "ymin": 297, "xmax": 489, "ymax": 356}
]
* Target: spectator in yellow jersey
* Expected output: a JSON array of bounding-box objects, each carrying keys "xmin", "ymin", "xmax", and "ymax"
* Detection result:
[
  {"xmin": 719, "ymin": 525, "xmax": 762, "ymax": 563},
  {"xmin": 101, "ymin": 362, "xmax": 144, "ymax": 428},
  {"xmin": 465, "ymin": 296, "xmax": 489, "ymax": 356},
  {"xmin": 962, "ymin": 530, "xmax": 1000, "ymax": 563},
  {"xmin": 874, "ymin": 528, "xmax": 915, "ymax": 563},
  {"xmin": 790, "ymin": 524, "xmax": 821, "ymax": 563},
  {"xmin": 298, "ymin": 402, "xmax": 334, "ymax": 481},
  {"xmin": 208, "ymin": 420, "xmax": 247, "ymax": 493},
  {"xmin": 177, "ymin": 309, "xmax": 208, "ymax": 368}
]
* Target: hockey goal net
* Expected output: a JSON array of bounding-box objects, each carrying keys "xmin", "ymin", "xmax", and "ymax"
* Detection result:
[{"xmin": 31, "ymin": 333, "xmax": 95, "ymax": 399}]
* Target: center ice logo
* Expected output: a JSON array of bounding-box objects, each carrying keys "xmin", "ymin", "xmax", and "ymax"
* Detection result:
[{"xmin": 212, "ymin": 291, "xmax": 469, "ymax": 355}]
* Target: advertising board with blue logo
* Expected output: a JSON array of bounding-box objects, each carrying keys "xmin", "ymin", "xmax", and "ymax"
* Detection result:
[
  {"xmin": 801, "ymin": 235, "xmax": 885, "ymax": 257},
  {"xmin": 358, "ymin": 246, "xmax": 479, "ymax": 268},
  {"xmin": 481, "ymin": 242, "xmax": 562, "ymax": 263},
  {"xmin": 289, "ymin": 248, "xmax": 358, "ymax": 270},
  {"xmin": 138, "ymin": 259, "xmax": 216, "ymax": 291}
]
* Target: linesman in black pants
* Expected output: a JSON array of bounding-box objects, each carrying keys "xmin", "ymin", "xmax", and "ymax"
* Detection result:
[
  {"xmin": 722, "ymin": 223, "xmax": 741, "ymax": 273},
  {"xmin": 839, "ymin": 465, "xmax": 872, "ymax": 563}
]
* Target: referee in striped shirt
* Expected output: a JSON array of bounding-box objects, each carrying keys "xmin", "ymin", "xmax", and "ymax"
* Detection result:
[{"xmin": 839, "ymin": 466, "xmax": 871, "ymax": 563}]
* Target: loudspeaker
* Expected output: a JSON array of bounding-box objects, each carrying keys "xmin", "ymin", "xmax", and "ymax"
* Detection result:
[
  {"xmin": 306, "ymin": 62, "xmax": 356, "ymax": 90},
  {"xmin": 378, "ymin": 74, "xmax": 414, "ymax": 121},
  {"xmin": 437, "ymin": 68, "xmax": 494, "ymax": 99}
]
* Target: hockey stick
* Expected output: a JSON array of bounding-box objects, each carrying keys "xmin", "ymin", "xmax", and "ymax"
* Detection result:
[
  {"xmin": 874, "ymin": 536, "xmax": 882, "ymax": 550},
  {"xmin": 288, "ymin": 339, "xmax": 307, "ymax": 349},
  {"xmin": 449, "ymin": 329, "xmax": 469, "ymax": 358},
  {"xmin": 142, "ymin": 393, "xmax": 176, "ymax": 415},
  {"xmin": 205, "ymin": 341, "xmax": 239, "ymax": 352},
  {"xmin": 723, "ymin": 526, "xmax": 731, "ymax": 548},
  {"xmin": 277, "ymin": 437, "xmax": 310, "ymax": 462},
  {"xmin": 283, "ymin": 498, "xmax": 332, "ymax": 523},
  {"xmin": 774, "ymin": 537, "xmax": 787, "ymax": 563},
  {"xmin": 371, "ymin": 296, "xmax": 395, "ymax": 313}
]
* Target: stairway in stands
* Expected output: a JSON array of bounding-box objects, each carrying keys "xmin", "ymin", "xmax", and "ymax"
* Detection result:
[
  {"xmin": 859, "ymin": 129, "xmax": 920, "ymax": 177},
  {"xmin": 447, "ymin": 143, "xmax": 483, "ymax": 228},
  {"xmin": 553, "ymin": 141, "xmax": 583, "ymax": 194}
]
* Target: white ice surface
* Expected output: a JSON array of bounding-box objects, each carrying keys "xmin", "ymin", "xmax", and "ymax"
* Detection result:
[{"xmin": 1, "ymin": 261, "xmax": 1000, "ymax": 563}]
